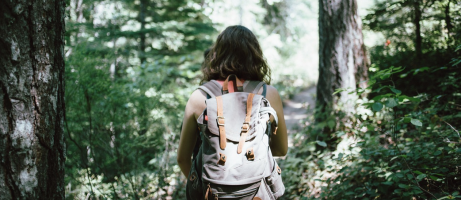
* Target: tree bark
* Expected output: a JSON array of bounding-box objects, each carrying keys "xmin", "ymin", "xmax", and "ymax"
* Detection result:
[
  {"xmin": 0, "ymin": 0, "xmax": 65, "ymax": 199},
  {"xmin": 444, "ymin": 0, "xmax": 453, "ymax": 36},
  {"xmin": 316, "ymin": 0, "xmax": 368, "ymax": 133},
  {"xmin": 413, "ymin": 0, "xmax": 422, "ymax": 61}
]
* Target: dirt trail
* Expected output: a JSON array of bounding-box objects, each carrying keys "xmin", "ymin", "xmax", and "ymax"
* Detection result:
[{"xmin": 282, "ymin": 86, "xmax": 316, "ymax": 146}]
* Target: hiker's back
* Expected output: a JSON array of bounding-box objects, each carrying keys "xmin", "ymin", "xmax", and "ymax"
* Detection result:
[
  {"xmin": 185, "ymin": 75, "xmax": 285, "ymax": 199},
  {"xmin": 177, "ymin": 25, "xmax": 287, "ymax": 200}
]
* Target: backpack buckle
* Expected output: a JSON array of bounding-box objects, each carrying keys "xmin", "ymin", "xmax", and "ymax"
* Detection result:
[
  {"xmin": 216, "ymin": 116, "xmax": 225, "ymax": 126},
  {"xmin": 241, "ymin": 123, "xmax": 250, "ymax": 132}
]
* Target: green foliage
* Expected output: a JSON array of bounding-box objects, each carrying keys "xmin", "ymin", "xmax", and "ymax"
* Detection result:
[
  {"xmin": 64, "ymin": 0, "xmax": 214, "ymax": 199},
  {"xmin": 281, "ymin": 48, "xmax": 461, "ymax": 199}
]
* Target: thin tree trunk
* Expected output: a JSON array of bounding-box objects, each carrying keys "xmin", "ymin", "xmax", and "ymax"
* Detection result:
[
  {"xmin": 413, "ymin": 0, "xmax": 422, "ymax": 61},
  {"xmin": 139, "ymin": 0, "xmax": 147, "ymax": 64},
  {"xmin": 0, "ymin": 0, "xmax": 65, "ymax": 199},
  {"xmin": 444, "ymin": 0, "xmax": 453, "ymax": 36},
  {"xmin": 316, "ymin": 0, "xmax": 368, "ymax": 136}
]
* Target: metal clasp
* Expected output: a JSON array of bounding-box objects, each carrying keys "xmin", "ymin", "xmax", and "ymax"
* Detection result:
[
  {"xmin": 217, "ymin": 116, "xmax": 225, "ymax": 126},
  {"xmin": 241, "ymin": 122, "xmax": 250, "ymax": 132}
]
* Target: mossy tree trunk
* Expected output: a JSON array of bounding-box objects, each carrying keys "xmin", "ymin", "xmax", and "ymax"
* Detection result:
[
  {"xmin": 316, "ymin": 0, "xmax": 368, "ymax": 143},
  {"xmin": 0, "ymin": 0, "xmax": 65, "ymax": 199}
]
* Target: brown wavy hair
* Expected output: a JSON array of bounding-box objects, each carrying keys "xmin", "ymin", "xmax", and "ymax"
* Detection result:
[{"xmin": 201, "ymin": 25, "xmax": 271, "ymax": 84}]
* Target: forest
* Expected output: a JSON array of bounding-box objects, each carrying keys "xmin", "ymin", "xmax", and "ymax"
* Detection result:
[{"xmin": 0, "ymin": 0, "xmax": 460, "ymax": 199}]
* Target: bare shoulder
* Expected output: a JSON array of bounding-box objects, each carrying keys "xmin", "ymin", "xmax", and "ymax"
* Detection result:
[
  {"xmin": 265, "ymin": 85, "xmax": 283, "ymax": 104},
  {"xmin": 265, "ymin": 85, "xmax": 279, "ymax": 95},
  {"xmin": 186, "ymin": 89, "xmax": 207, "ymax": 119},
  {"xmin": 189, "ymin": 89, "xmax": 207, "ymax": 102}
]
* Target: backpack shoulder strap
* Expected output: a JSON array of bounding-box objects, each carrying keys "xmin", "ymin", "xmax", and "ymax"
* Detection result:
[
  {"xmin": 244, "ymin": 81, "xmax": 267, "ymax": 97},
  {"xmin": 198, "ymin": 80, "xmax": 222, "ymax": 98}
]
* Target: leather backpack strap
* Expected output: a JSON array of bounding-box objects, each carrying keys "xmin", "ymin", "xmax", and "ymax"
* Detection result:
[
  {"xmin": 222, "ymin": 74, "xmax": 243, "ymax": 94},
  {"xmin": 216, "ymin": 96, "xmax": 226, "ymax": 150},
  {"xmin": 237, "ymin": 93, "xmax": 255, "ymax": 154}
]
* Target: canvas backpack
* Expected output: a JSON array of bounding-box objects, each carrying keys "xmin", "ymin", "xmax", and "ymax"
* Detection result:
[{"xmin": 186, "ymin": 74, "xmax": 285, "ymax": 200}]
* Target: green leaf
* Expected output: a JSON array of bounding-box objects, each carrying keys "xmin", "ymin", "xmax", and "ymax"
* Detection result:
[
  {"xmin": 316, "ymin": 141, "xmax": 327, "ymax": 147},
  {"xmin": 452, "ymin": 59, "xmax": 461, "ymax": 66},
  {"xmin": 403, "ymin": 117, "xmax": 411, "ymax": 123},
  {"xmin": 429, "ymin": 175, "xmax": 441, "ymax": 181},
  {"xmin": 337, "ymin": 153, "xmax": 344, "ymax": 160},
  {"xmin": 398, "ymin": 184, "xmax": 408, "ymax": 189},
  {"xmin": 385, "ymin": 98, "xmax": 398, "ymax": 108},
  {"xmin": 327, "ymin": 120, "xmax": 335, "ymax": 129},
  {"xmin": 372, "ymin": 102, "xmax": 383, "ymax": 112},
  {"xmin": 333, "ymin": 88, "xmax": 346, "ymax": 95},
  {"xmin": 434, "ymin": 151, "xmax": 442, "ymax": 156},
  {"xmin": 382, "ymin": 181, "xmax": 393, "ymax": 185},
  {"xmin": 411, "ymin": 119, "xmax": 422, "ymax": 126},
  {"xmin": 373, "ymin": 86, "xmax": 388, "ymax": 93},
  {"xmin": 390, "ymin": 156, "xmax": 400, "ymax": 161},
  {"xmin": 413, "ymin": 170, "xmax": 423, "ymax": 175},
  {"xmin": 416, "ymin": 174, "xmax": 426, "ymax": 181},
  {"xmin": 407, "ymin": 97, "xmax": 421, "ymax": 103},
  {"xmin": 390, "ymin": 87, "xmax": 402, "ymax": 94}
]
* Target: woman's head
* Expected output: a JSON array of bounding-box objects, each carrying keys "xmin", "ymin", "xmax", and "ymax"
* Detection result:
[{"xmin": 201, "ymin": 25, "xmax": 271, "ymax": 84}]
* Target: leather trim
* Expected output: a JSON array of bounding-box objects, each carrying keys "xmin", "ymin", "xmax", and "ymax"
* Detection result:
[
  {"xmin": 245, "ymin": 93, "xmax": 255, "ymax": 122},
  {"xmin": 237, "ymin": 93, "xmax": 255, "ymax": 154},
  {"xmin": 216, "ymin": 96, "xmax": 226, "ymax": 150},
  {"xmin": 237, "ymin": 132, "xmax": 248, "ymax": 154},
  {"xmin": 223, "ymin": 74, "xmax": 243, "ymax": 93},
  {"xmin": 246, "ymin": 147, "xmax": 255, "ymax": 161},
  {"xmin": 218, "ymin": 153, "xmax": 226, "ymax": 165},
  {"xmin": 205, "ymin": 183, "xmax": 211, "ymax": 200}
]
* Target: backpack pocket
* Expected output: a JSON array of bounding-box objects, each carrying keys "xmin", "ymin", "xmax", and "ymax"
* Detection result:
[
  {"xmin": 205, "ymin": 181, "xmax": 260, "ymax": 199},
  {"xmin": 186, "ymin": 159, "xmax": 203, "ymax": 200},
  {"xmin": 264, "ymin": 160, "xmax": 285, "ymax": 198}
]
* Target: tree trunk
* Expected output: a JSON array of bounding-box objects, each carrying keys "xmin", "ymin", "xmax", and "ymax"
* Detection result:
[
  {"xmin": 444, "ymin": 0, "xmax": 453, "ymax": 36},
  {"xmin": 139, "ymin": 0, "xmax": 147, "ymax": 64},
  {"xmin": 413, "ymin": 0, "xmax": 422, "ymax": 61},
  {"xmin": 0, "ymin": 0, "xmax": 65, "ymax": 199},
  {"xmin": 316, "ymin": 0, "xmax": 368, "ymax": 135}
]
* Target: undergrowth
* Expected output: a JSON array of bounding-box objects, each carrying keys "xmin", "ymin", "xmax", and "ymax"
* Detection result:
[{"xmin": 280, "ymin": 46, "xmax": 461, "ymax": 200}]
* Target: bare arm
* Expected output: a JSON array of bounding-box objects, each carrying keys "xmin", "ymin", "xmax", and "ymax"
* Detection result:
[
  {"xmin": 177, "ymin": 90, "xmax": 206, "ymax": 177},
  {"xmin": 264, "ymin": 85, "xmax": 288, "ymax": 156}
]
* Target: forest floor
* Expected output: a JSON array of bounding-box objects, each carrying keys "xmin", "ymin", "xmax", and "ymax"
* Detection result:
[{"xmin": 283, "ymin": 86, "xmax": 317, "ymax": 147}]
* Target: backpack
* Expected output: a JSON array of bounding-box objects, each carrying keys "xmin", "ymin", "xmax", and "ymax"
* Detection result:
[{"xmin": 186, "ymin": 74, "xmax": 285, "ymax": 200}]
